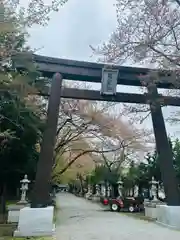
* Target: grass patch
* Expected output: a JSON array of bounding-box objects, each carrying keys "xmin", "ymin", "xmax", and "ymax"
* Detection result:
[{"xmin": 120, "ymin": 212, "xmax": 156, "ymax": 222}]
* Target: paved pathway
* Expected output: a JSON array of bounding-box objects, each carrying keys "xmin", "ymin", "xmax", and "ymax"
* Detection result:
[{"xmin": 56, "ymin": 193, "xmax": 180, "ymax": 240}]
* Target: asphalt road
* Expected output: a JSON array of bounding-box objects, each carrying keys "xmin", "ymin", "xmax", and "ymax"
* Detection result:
[{"xmin": 56, "ymin": 193, "xmax": 180, "ymax": 240}]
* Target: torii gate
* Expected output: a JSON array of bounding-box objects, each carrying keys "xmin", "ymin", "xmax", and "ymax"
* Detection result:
[{"xmin": 28, "ymin": 54, "xmax": 180, "ymax": 207}]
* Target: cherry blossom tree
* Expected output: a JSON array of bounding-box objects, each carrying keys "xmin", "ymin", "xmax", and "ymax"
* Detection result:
[
  {"xmin": 96, "ymin": 0, "xmax": 180, "ymax": 69},
  {"xmin": 52, "ymin": 95, "xmax": 151, "ymax": 184}
]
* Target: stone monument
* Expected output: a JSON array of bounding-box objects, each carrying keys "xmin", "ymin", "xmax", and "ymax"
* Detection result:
[
  {"xmin": 145, "ymin": 177, "xmax": 164, "ymax": 219},
  {"xmin": 92, "ymin": 184, "xmax": 101, "ymax": 202},
  {"xmin": 13, "ymin": 173, "xmax": 55, "ymax": 236},
  {"xmin": 134, "ymin": 185, "xmax": 139, "ymax": 197},
  {"xmin": 107, "ymin": 184, "xmax": 111, "ymax": 197},
  {"xmin": 95, "ymin": 184, "xmax": 100, "ymax": 196},
  {"xmin": 85, "ymin": 184, "xmax": 92, "ymax": 199},
  {"xmin": 100, "ymin": 183, "xmax": 106, "ymax": 197},
  {"xmin": 150, "ymin": 177, "xmax": 158, "ymax": 202},
  {"xmin": 117, "ymin": 180, "xmax": 123, "ymax": 197}
]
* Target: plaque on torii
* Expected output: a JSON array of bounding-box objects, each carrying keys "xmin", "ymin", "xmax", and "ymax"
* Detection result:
[{"xmin": 101, "ymin": 68, "xmax": 119, "ymax": 95}]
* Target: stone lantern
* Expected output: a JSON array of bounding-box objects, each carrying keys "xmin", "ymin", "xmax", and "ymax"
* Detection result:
[
  {"xmin": 19, "ymin": 174, "xmax": 31, "ymax": 204},
  {"xmin": 7, "ymin": 175, "xmax": 30, "ymax": 224},
  {"xmin": 149, "ymin": 177, "xmax": 158, "ymax": 202}
]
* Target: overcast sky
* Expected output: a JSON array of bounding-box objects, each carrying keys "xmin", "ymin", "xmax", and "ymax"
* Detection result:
[{"xmin": 28, "ymin": 0, "xmax": 180, "ymax": 139}]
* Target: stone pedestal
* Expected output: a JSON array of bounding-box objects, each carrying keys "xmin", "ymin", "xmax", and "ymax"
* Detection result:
[
  {"xmin": 156, "ymin": 205, "xmax": 180, "ymax": 230},
  {"xmin": 144, "ymin": 200, "xmax": 165, "ymax": 219},
  {"xmin": 14, "ymin": 206, "xmax": 55, "ymax": 237},
  {"xmin": 145, "ymin": 204, "xmax": 158, "ymax": 219},
  {"xmin": 7, "ymin": 204, "xmax": 29, "ymax": 223}
]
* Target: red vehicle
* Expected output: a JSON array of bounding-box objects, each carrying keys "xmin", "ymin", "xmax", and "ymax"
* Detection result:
[{"xmin": 102, "ymin": 196, "xmax": 143, "ymax": 212}]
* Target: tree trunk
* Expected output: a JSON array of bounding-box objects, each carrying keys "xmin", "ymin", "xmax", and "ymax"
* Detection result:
[
  {"xmin": 138, "ymin": 184, "xmax": 142, "ymax": 196},
  {"xmin": 79, "ymin": 176, "xmax": 84, "ymax": 196},
  {"xmin": 0, "ymin": 183, "xmax": 7, "ymax": 223},
  {"xmin": 112, "ymin": 183, "xmax": 118, "ymax": 198}
]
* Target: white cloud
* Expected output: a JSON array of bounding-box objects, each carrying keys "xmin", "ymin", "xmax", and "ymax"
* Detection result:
[{"xmin": 28, "ymin": 0, "xmax": 116, "ymax": 60}]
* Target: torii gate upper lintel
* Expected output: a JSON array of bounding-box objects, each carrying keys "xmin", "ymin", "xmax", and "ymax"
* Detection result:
[
  {"xmin": 28, "ymin": 54, "xmax": 180, "ymax": 207},
  {"xmin": 33, "ymin": 54, "xmax": 175, "ymax": 89}
]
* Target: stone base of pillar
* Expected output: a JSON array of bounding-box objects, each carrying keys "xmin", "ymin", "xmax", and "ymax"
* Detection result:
[
  {"xmin": 14, "ymin": 206, "xmax": 55, "ymax": 237},
  {"xmin": 144, "ymin": 200, "xmax": 166, "ymax": 220},
  {"xmin": 156, "ymin": 205, "xmax": 180, "ymax": 230}
]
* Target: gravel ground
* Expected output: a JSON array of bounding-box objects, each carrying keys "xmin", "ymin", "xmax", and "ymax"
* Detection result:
[{"xmin": 56, "ymin": 193, "xmax": 180, "ymax": 240}]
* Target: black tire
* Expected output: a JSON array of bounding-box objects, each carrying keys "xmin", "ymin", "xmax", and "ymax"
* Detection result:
[
  {"xmin": 110, "ymin": 203, "xmax": 119, "ymax": 212},
  {"xmin": 128, "ymin": 205, "xmax": 135, "ymax": 212}
]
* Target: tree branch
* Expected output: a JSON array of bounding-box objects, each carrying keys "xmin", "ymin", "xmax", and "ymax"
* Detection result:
[{"xmin": 53, "ymin": 144, "xmax": 125, "ymax": 177}]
